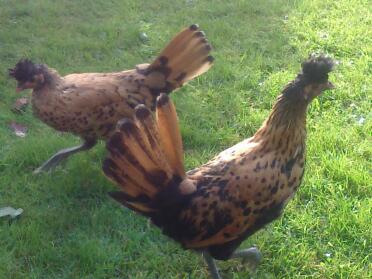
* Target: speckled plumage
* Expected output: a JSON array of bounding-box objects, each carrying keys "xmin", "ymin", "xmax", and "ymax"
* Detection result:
[
  {"xmin": 31, "ymin": 69, "xmax": 159, "ymax": 140},
  {"xmin": 10, "ymin": 24, "xmax": 213, "ymax": 142},
  {"xmin": 104, "ymin": 94, "xmax": 306, "ymax": 258},
  {"xmin": 103, "ymin": 55, "xmax": 334, "ymax": 276}
]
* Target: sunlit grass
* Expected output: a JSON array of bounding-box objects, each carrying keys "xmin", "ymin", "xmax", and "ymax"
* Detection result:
[{"xmin": 0, "ymin": 0, "xmax": 370, "ymax": 278}]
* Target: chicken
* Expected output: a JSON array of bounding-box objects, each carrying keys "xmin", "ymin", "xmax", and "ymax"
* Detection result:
[
  {"xmin": 8, "ymin": 24, "xmax": 213, "ymax": 174},
  {"xmin": 102, "ymin": 55, "xmax": 334, "ymax": 278}
]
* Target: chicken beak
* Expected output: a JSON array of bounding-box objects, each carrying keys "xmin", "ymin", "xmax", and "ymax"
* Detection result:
[{"xmin": 326, "ymin": 81, "xmax": 335, "ymax": 90}]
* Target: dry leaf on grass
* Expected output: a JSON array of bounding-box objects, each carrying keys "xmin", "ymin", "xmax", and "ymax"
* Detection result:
[
  {"xmin": 9, "ymin": 121, "xmax": 27, "ymax": 137},
  {"xmin": 0, "ymin": 207, "xmax": 23, "ymax": 219}
]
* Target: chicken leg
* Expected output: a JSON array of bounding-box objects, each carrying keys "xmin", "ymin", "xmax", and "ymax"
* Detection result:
[
  {"xmin": 203, "ymin": 247, "xmax": 262, "ymax": 279},
  {"xmin": 33, "ymin": 139, "xmax": 96, "ymax": 174},
  {"xmin": 203, "ymin": 252, "xmax": 222, "ymax": 279}
]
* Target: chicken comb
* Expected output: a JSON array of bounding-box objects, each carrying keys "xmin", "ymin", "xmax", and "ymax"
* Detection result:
[
  {"xmin": 8, "ymin": 59, "xmax": 38, "ymax": 82},
  {"xmin": 301, "ymin": 54, "xmax": 334, "ymax": 83}
]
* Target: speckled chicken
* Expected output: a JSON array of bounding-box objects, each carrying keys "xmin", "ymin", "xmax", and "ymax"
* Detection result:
[
  {"xmin": 103, "ymin": 55, "xmax": 334, "ymax": 278},
  {"xmin": 8, "ymin": 24, "xmax": 213, "ymax": 173}
]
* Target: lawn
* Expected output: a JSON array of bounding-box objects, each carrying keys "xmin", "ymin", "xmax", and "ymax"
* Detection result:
[{"xmin": 0, "ymin": 0, "xmax": 371, "ymax": 278}]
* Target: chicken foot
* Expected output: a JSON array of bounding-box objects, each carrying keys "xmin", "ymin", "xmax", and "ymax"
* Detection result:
[
  {"xmin": 230, "ymin": 247, "xmax": 262, "ymax": 268},
  {"xmin": 203, "ymin": 247, "xmax": 262, "ymax": 279},
  {"xmin": 33, "ymin": 139, "xmax": 96, "ymax": 174}
]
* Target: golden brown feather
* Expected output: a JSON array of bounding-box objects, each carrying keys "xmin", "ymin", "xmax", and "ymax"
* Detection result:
[
  {"xmin": 103, "ymin": 55, "xmax": 335, "ymax": 277},
  {"xmin": 8, "ymin": 24, "xmax": 213, "ymax": 172}
]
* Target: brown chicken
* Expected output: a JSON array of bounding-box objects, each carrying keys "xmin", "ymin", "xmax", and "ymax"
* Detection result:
[
  {"xmin": 8, "ymin": 24, "xmax": 213, "ymax": 173},
  {"xmin": 103, "ymin": 55, "xmax": 334, "ymax": 278}
]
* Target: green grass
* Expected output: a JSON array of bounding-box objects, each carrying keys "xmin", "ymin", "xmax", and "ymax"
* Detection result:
[{"xmin": 0, "ymin": 0, "xmax": 371, "ymax": 278}]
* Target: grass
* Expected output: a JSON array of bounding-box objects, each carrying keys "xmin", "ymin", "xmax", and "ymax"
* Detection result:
[{"xmin": 0, "ymin": 0, "xmax": 370, "ymax": 278}]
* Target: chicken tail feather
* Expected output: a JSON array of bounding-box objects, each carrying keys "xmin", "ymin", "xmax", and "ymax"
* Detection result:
[
  {"xmin": 143, "ymin": 24, "xmax": 213, "ymax": 93},
  {"xmin": 103, "ymin": 94, "xmax": 186, "ymax": 215}
]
